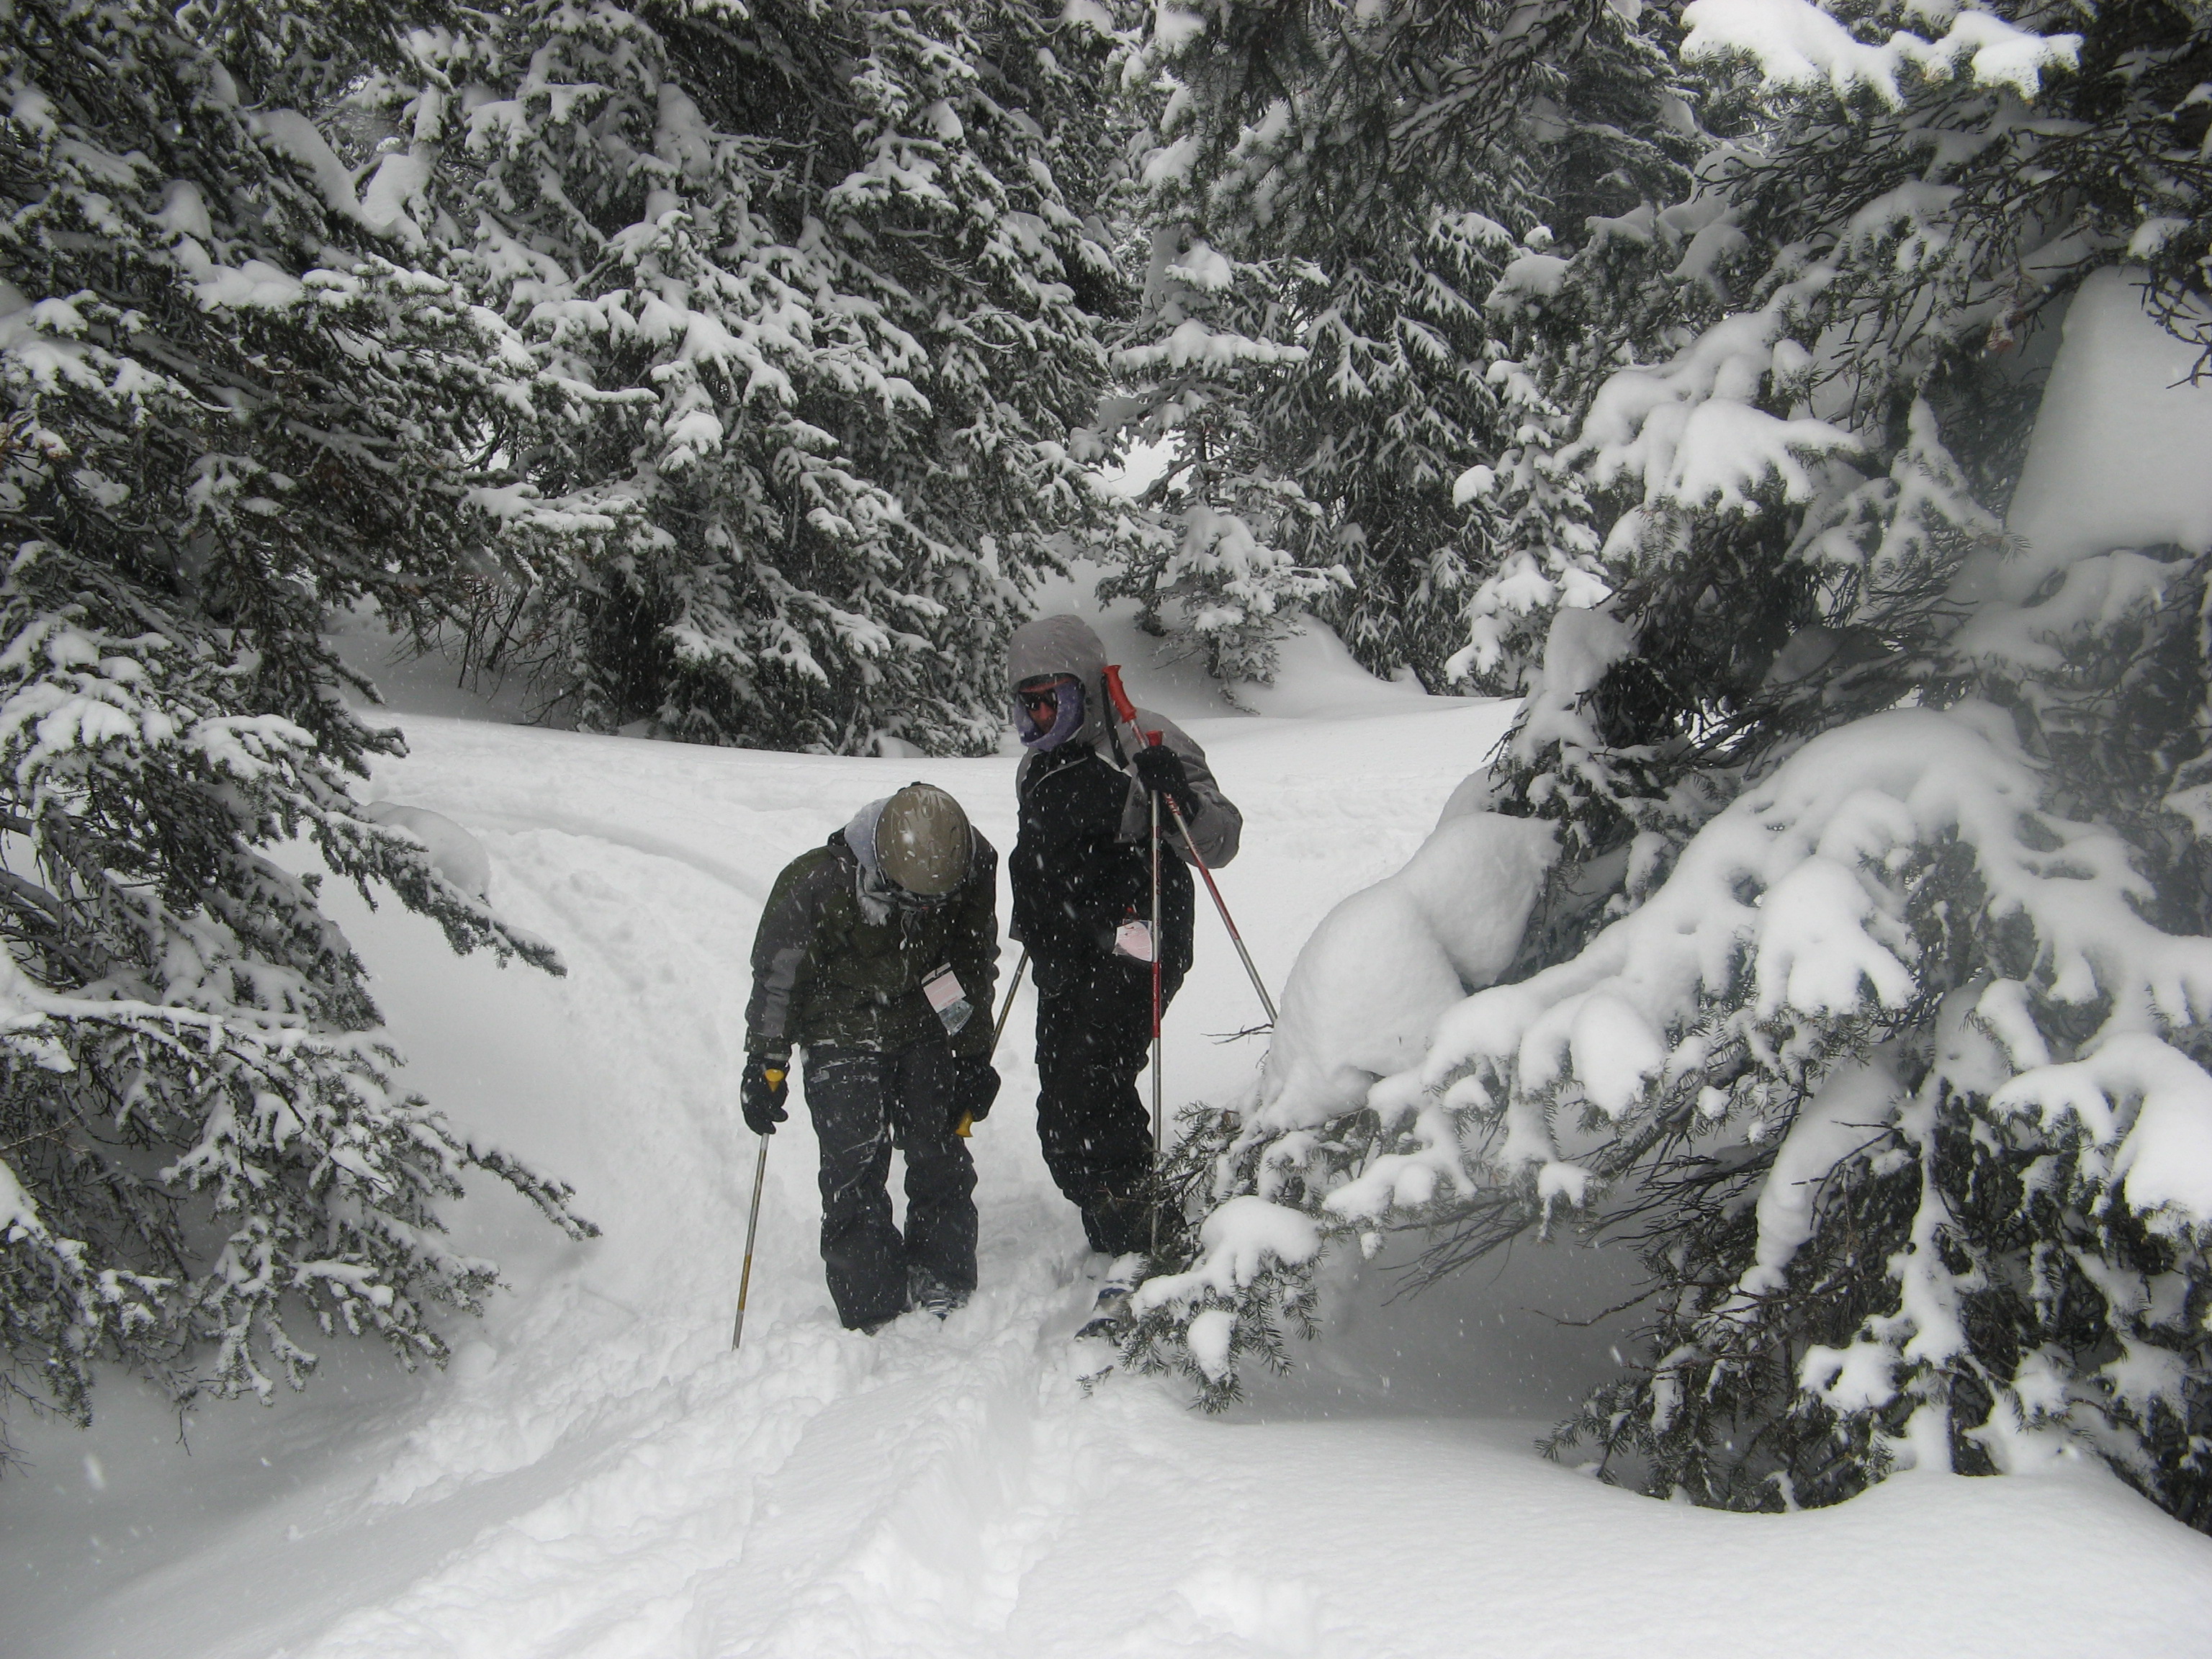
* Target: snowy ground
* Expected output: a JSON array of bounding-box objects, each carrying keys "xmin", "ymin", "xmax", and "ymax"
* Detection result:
[{"xmin": 9, "ymin": 608, "xmax": 2212, "ymax": 1658}]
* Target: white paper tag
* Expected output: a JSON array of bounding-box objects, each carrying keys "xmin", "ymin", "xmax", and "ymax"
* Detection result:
[
  {"xmin": 923, "ymin": 966, "xmax": 973, "ymax": 1034},
  {"xmin": 1114, "ymin": 920, "xmax": 1155, "ymax": 963},
  {"xmin": 922, "ymin": 967, "xmax": 964, "ymax": 1012}
]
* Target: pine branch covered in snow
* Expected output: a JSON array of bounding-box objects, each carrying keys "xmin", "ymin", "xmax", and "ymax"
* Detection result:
[
  {"xmin": 1092, "ymin": 0, "xmax": 1694, "ymax": 689},
  {"xmin": 1509, "ymin": 0, "xmax": 2212, "ymax": 1517},
  {"xmin": 1124, "ymin": 0, "xmax": 2212, "ymax": 1528},
  {"xmin": 377, "ymin": 0, "xmax": 1121, "ymax": 753},
  {"xmin": 0, "ymin": 0, "xmax": 590, "ymax": 1442},
  {"xmin": 1089, "ymin": 228, "xmax": 1345, "ymax": 683}
]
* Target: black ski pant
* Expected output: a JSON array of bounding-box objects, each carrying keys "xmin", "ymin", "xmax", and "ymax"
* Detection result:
[
  {"xmin": 803, "ymin": 1041, "xmax": 976, "ymax": 1330},
  {"xmin": 1032, "ymin": 952, "xmax": 1182, "ymax": 1257}
]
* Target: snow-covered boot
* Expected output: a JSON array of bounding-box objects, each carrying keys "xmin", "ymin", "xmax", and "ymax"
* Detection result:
[
  {"xmin": 907, "ymin": 1265, "xmax": 969, "ymax": 1321},
  {"xmin": 1076, "ymin": 1251, "xmax": 1147, "ymax": 1339}
]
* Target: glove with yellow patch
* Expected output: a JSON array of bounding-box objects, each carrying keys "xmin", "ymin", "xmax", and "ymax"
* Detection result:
[{"xmin": 742, "ymin": 1056, "xmax": 789, "ymax": 1136}]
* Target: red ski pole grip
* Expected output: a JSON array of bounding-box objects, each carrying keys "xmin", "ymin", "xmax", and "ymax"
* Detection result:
[{"xmin": 1100, "ymin": 663, "xmax": 1156, "ymax": 745}]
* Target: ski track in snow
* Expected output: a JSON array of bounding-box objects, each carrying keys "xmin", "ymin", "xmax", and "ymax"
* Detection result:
[
  {"xmin": 464, "ymin": 808, "xmax": 770, "ymax": 902},
  {"xmin": 12, "ymin": 693, "xmax": 2212, "ymax": 1658}
]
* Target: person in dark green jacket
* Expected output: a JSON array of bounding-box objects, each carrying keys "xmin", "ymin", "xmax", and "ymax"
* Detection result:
[{"xmin": 741, "ymin": 783, "xmax": 1000, "ymax": 1331}]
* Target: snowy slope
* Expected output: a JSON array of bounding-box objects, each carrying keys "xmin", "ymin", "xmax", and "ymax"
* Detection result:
[{"xmin": 9, "ymin": 623, "xmax": 2212, "ymax": 1658}]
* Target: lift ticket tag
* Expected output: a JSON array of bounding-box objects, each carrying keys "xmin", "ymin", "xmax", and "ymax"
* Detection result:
[
  {"xmin": 1114, "ymin": 920, "xmax": 1155, "ymax": 963},
  {"xmin": 923, "ymin": 966, "xmax": 973, "ymax": 1035}
]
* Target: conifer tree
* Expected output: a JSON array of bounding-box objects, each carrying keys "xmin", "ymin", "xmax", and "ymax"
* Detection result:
[
  {"xmin": 385, "ymin": 0, "xmax": 1122, "ymax": 753},
  {"xmin": 1115, "ymin": 0, "xmax": 2212, "ymax": 1532},
  {"xmin": 1, "ymin": 0, "xmax": 591, "ymax": 1443},
  {"xmin": 1089, "ymin": 225, "xmax": 1341, "ymax": 684},
  {"xmin": 1097, "ymin": 0, "xmax": 1691, "ymax": 688}
]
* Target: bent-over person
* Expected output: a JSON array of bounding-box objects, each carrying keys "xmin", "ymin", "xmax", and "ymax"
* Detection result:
[{"xmin": 741, "ymin": 783, "xmax": 1001, "ymax": 1331}]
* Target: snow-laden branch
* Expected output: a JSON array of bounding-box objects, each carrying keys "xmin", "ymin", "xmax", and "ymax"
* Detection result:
[
  {"xmin": 1681, "ymin": 0, "xmax": 2081, "ymax": 106},
  {"xmin": 1380, "ymin": 701, "xmax": 2212, "ymax": 1210},
  {"xmin": 1572, "ymin": 274, "xmax": 1860, "ymax": 522}
]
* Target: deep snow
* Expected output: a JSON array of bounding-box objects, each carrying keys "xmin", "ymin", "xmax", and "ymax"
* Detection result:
[{"xmin": 8, "ymin": 607, "xmax": 2212, "ymax": 1658}]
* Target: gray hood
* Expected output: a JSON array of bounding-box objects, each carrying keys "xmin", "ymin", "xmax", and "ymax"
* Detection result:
[
  {"xmin": 1007, "ymin": 614, "xmax": 1114, "ymax": 750},
  {"xmin": 841, "ymin": 796, "xmax": 897, "ymax": 921}
]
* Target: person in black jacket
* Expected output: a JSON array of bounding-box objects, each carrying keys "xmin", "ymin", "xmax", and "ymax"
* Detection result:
[
  {"xmin": 739, "ymin": 783, "xmax": 1000, "ymax": 1331},
  {"xmin": 1004, "ymin": 616, "xmax": 1242, "ymax": 1259}
]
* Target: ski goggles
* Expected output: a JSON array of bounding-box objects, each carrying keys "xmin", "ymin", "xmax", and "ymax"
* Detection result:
[
  {"xmin": 1017, "ymin": 680, "xmax": 1070, "ymax": 720},
  {"xmin": 1015, "ymin": 675, "xmax": 1083, "ymax": 749}
]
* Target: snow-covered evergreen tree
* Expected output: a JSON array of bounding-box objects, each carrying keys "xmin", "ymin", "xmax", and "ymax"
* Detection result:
[
  {"xmin": 1089, "ymin": 225, "xmax": 1341, "ymax": 684},
  {"xmin": 1, "ymin": 0, "xmax": 591, "ymax": 1443},
  {"xmin": 1096, "ymin": 0, "xmax": 1691, "ymax": 688},
  {"xmin": 383, "ymin": 0, "xmax": 1121, "ymax": 753},
  {"xmin": 1114, "ymin": 0, "xmax": 2212, "ymax": 1532}
]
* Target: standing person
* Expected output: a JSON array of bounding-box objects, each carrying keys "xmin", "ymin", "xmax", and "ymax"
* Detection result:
[
  {"xmin": 740, "ymin": 783, "xmax": 1002, "ymax": 1331},
  {"xmin": 1006, "ymin": 616, "xmax": 1243, "ymax": 1262}
]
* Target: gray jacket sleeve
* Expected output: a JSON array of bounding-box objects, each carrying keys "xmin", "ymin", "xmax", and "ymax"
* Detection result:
[
  {"xmin": 1118, "ymin": 709, "xmax": 1242, "ymax": 867},
  {"xmin": 744, "ymin": 849, "xmax": 839, "ymax": 1061}
]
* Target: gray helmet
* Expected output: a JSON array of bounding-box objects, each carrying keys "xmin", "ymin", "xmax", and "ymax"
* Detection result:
[{"xmin": 875, "ymin": 783, "xmax": 972, "ymax": 898}]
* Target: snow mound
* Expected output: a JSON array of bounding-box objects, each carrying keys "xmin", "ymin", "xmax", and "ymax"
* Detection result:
[
  {"xmin": 1258, "ymin": 808, "xmax": 1557, "ymax": 1128},
  {"xmin": 358, "ymin": 800, "xmax": 494, "ymax": 899},
  {"xmin": 2000, "ymin": 265, "xmax": 2212, "ymax": 600},
  {"xmin": 1231, "ymin": 615, "xmax": 1458, "ymax": 719}
]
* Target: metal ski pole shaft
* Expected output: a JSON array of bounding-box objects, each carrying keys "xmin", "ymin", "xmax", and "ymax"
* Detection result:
[
  {"xmin": 731, "ymin": 1128, "xmax": 772, "ymax": 1351},
  {"xmin": 1161, "ymin": 796, "xmax": 1277, "ymax": 1027},
  {"xmin": 1150, "ymin": 784, "xmax": 1164, "ymax": 1254},
  {"xmin": 991, "ymin": 947, "xmax": 1030, "ymax": 1056},
  {"xmin": 956, "ymin": 948, "xmax": 1029, "ymax": 1138},
  {"xmin": 1099, "ymin": 665, "xmax": 1279, "ymax": 1028}
]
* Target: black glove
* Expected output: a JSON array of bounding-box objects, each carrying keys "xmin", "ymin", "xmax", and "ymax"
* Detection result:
[
  {"xmin": 1131, "ymin": 744, "xmax": 1200, "ymax": 820},
  {"xmin": 742, "ymin": 1056, "xmax": 790, "ymax": 1136},
  {"xmin": 950, "ymin": 1056, "xmax": 1001, "ymax": 1131}
]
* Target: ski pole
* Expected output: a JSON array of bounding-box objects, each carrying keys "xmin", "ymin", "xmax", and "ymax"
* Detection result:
[
  {"xmin": 1149, "ymin": 780, "xmax": 1164, "ymax": 1253},
  {"xmin": 731, "ymin": 1068, "xmax": 781, "ymax": 1351},
  {"xmin": 956, "ymin": 947, "xmax": 1029, "ymax": 1138},
  {"xmin": 1099, "ymin": 665, "xmax": 1279, "ymax": 1026},
  {"xmin": 992, "ymin": 948, "xmax": 1030, "ymax": 1054}
]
